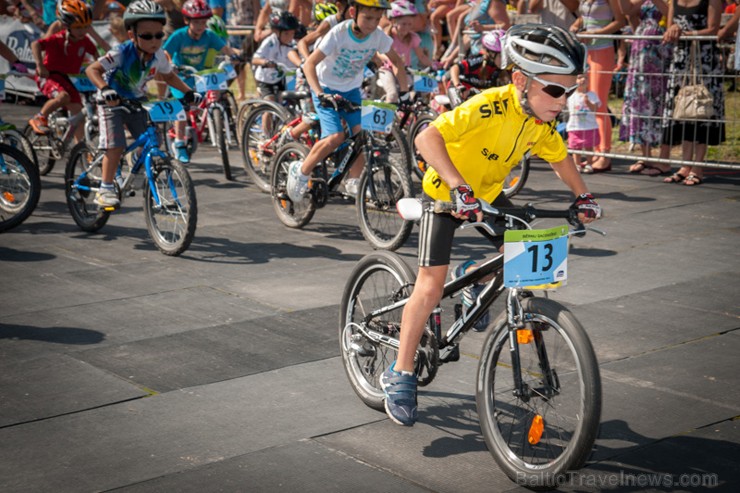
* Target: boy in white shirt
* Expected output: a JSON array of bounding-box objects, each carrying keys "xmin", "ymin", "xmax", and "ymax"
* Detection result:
[
  {"xmin": 286, "ymin": 0, "xmax": 409, "ymax": 201},
  {"xmin": 566, "ymin": 72, "xmax": 601, "ymax": 173},
  {"xmin": 252, "ymin": 11, "xmax": 303, "ymax": 100}
]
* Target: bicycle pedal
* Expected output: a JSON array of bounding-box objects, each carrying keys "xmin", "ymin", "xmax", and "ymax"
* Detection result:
[
  {"xmin": 439, "ymin": 345, "xmax": 460, "ymax": 363},
  {"xmin": 101, "ymin": 205, "xmax": 119, "ymax": 212}
]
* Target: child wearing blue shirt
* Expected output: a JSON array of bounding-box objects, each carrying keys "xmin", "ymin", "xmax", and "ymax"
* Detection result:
[{"xmin": 163, "ymin": 0, "xmax": 240, "ymax": 163}]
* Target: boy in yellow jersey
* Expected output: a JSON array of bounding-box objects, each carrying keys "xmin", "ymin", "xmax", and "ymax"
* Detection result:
[{"xmin": 380, "ymin": 24, "xmax": 603, "ymax": 427}]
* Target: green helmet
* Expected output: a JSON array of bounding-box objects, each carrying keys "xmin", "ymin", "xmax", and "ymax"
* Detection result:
[
  {"xmin": 207, "ymin": 15, "xmax": 228, "ymax": 40},
  {"xmin": 313, "ymin": 2, "xmax": 338, "ymax": 22}
]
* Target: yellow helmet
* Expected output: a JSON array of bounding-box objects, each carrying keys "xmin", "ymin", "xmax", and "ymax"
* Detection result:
[{"xmin": 351, "ymin": 0, "xmax": 391, "ymax": 9}]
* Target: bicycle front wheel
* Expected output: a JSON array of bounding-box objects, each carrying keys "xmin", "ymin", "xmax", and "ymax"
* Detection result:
[
  {"xmin": 356, "ymin": 156, "xmax": 413, "ymax": 251},
  {"xmin": 407, "ymin": 113, "xmax": 435, "ymax": 181},
  {"xmin": 0, "ymin": 143, "xmax": 41, "ymax": 233},
  {"xmin": 503, "ymin": 156, "xmax": 530, "ymax": 199},
  {"xmin": 1, "ymin": 128, "xmax": 38, "ymax": 170},
  {"xmin": 212, "ymin": 106, "xmax": 233, "ymax": 181},
  {"xmin": 476, "ymin": 296, "xmax": 601, "ymax": 488},
  {"xmin": 143, "ymin": 156, "xmax": 197, "ymax": 256}
]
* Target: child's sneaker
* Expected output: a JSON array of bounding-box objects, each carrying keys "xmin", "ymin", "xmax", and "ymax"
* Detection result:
[
  {"xmin": 94, "ymin": 185, "xmax": 120, "ymax": 209},
  {"xmin": 452, "ymin": 260, "xmax": 490, "ymax": 332},
  {"xmin": 174, "ymin": 142, "xmax": 190, "ymax": 163},
  {"xmin": 286, "ymin": 161, "xmax": 309, "ymax": 202},
  {"xmin": 28, "ymin": 114, "xmax": 49, "ymax": 134},
  {"xmin": 380, "ymin": 362, "xmax": 418, "ymax": 426},
  {"xmin": 344, "ymin": 177, "xmax": 360, "ymax": 198}
]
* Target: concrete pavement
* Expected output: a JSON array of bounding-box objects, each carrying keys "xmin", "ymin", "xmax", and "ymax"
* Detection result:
[{"xmin": 1, "ymin": 101, "xmax": 739, "ymax": 492}]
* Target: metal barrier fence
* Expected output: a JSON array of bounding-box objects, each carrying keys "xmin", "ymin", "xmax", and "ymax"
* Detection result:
[{"xmin": 573, "ymin": 33, "xmax": 739, "ymax": 171}]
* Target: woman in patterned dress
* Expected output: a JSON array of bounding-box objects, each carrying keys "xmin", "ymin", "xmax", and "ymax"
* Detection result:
[
  {"xmin": 661, "ymin": 0, "xmax": 724, "ymax": 186},
  {"xmin": 619, "ymin": 0, "xmax": 672, "ymax": 175}
]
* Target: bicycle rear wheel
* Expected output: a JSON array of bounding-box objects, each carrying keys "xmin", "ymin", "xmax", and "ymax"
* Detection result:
[
  {"xmin": 356, "ymin": 156, "xmax": 413, "ymax": 251},
  {"xmin": 24, "ymin": 124, "xmax": 56, "ymax": 175},
  {"xmin": 407, "ymin": 113, "xmax": 435, "ymax": 181},
  {"xmin": 211, "ymin": 106, "xmax": 233, "ymax": 180},
  {"xmin": 0, "ymin": 143, "xmax": 41, "ymax": 233},
  {"xmin": 270, "ymin": 142, "xmax": 315, "ymax": 228},
  {"xmin": 241, "ymin": 103, "xmax": 289, "ymax": 193},
  {"xmin": 65, "ymin": 141, "xmax": 110, "ymax": 232},
  {"xmin": 143, "ymin": 156, "xmax": 197, "ymax": 256},
  {"xmin": 476, "ymin": 297, "xmax": 601, "ymax": 488},
  {"xmin": 339, "ymin": 251, "xmax": 415, "ymax": 410}
]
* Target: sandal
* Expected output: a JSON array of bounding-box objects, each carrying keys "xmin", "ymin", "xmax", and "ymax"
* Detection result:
[
  {"xmin": 581, "ymin": 164, "xmax": 612, "ymax": 174},
  {"xmin": 628, "ymin": 161, "xmax": 646, "ymax": 173},
  {"xmin": 684, "ymin": 173, "xmax": 703, "ymax": 186},
  {"xmin": 641, "ymin": 164, "xmax": 672, "ymax": 177},
  {"xmin": 663, "ymin": 172, "xmax": 687, "ymax": 184}
]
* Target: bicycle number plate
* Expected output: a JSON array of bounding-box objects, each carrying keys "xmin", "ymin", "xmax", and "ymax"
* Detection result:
[
  {"xmin": 0, "ymin": 75, "xmax": 5, "ymax": 100},
  {"xmin": 143, "ymin": 99, "xmax": 187, "ymax": 122},
  {"xmin": 503, "ymin": 225, "xmax": 569, "ymax": 289},
  {"xmin": 412, "ymin": 71, "xmax": 436, "ymax": 93},
  {"xmin": 195, "ymin": 70, "xmax": 229, "ymax": 92},
  {"xmin": 285, "ymin": 70, "xmax": 296, "ymax": 91},
  {"xmin": 70, "ymin": 74, "xmax": 97, "ymax": 93},
  {"xmin": 361, "ymin": 101, "xmax": 396, "ymax": 134},
  {"xmin": 221, "ymin": 62, "xmax": 237, "ymax": 79}
]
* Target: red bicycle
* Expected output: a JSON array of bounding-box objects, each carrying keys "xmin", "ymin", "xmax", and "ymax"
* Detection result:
[{"xmin": 166, "ymin": 61, "xmax": 239, "ymax": 180}]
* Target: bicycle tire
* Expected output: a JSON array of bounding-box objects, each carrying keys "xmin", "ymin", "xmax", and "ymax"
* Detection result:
[
  {"xmin": 476, "ymin": 296, "xmax": 601, "ymax": 488},
  {"xmin": 24, "ymin": 124, "xmax": 56, "ymax": 175},
  {"xmin": 222, "ymin": 90, "xmax": 239, "ymax": 146},
  {"xmin": 234, "ymin": 100, "xmax": 253, "ymax": 147},
  {"xmin": 339, "ymin": 251, "xmax": 415, "ymax": 410},
  {"xmin": 503, "ymin": 156, "xmax": 530, "ymax": 199},
  {"xmin": 241, "ymin": 103, "xmax": 290, "ymax": 193},
  {"xmin": 407, "ymin": 113, "xmax": 435, "ymax": 181},
  {"xmin": 212, "ymin": 106, "xmax": 233, "ymax": 181},
  {"xmin": 0, "ymin": 143, "xmax": 41, "ymax": 233},
  {"xmin": 64, "ymin": 141, "xmax": 110, "ymax": 232},
  {"xmin": 356, "ymin": 156, "xmax": 413, "ymax": 251},
  {"xmin": 143, "ymin": 156, "xmax": 197, "ymax": 256},
  {"xmin": 380, "ymin": 126, "xmax": 413, "ymax": 182},
  {"xmin": 270, "ymin": 142, "xmax": 316, "ymax": 228},
  {"xmin": 1, "ymin": 128, "xmax": 39, "ymax": 170}
]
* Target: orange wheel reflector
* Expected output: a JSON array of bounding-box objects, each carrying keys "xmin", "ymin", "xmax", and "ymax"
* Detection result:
[
  {"xmin": 509, "ymin": 176, "xmax": 520, "ymax": 186},
  {"xmin": 528, "ymin": 414, "xmax": 544, "ymax": 445},
  {"xmin": 517, "ymin": 329, "xmax": 534, "ymax": 344},
  {"xmin": 280, "ymin": 199, "xmax": 288, "ymax": 208},
  {"xmin": 3, "ymin": 191, "xmax": 16, "ymax": 202}
]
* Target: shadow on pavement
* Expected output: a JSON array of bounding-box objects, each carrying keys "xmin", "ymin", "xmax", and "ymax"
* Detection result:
[{"xmin": 0, "ymin": 322, "xmax": 105, "ymax": 345}]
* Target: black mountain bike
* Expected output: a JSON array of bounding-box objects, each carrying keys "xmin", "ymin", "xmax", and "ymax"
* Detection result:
[
  {"xmin": 271, "ymin": 98, "xmax": 414, "ymax": 251},
  {"xmin": 339, "ymin": 198, "xmax": 603, "ymax": 488}
]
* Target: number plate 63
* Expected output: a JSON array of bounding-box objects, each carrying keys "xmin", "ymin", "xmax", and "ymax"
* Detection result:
[{"xmin": 361, "ymin": 101, "xmax": 396, "ymax": 134}]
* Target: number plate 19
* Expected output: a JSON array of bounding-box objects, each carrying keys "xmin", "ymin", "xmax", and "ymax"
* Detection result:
[
  {"xmin": 361, "ymin": 101, "xmax": 396, "ymax": 134},
  {"xmin": 143, "ymin": 99, "xmax": 187, "ymax": 122},
  {"xmin": 503, "ymin": 225, "xmax": 569, "ymax": 288}
]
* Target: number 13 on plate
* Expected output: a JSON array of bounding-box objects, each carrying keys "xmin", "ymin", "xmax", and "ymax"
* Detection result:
[{"xmin": 503, "ymin": 225, "xmax": 569, "ymax": 289}]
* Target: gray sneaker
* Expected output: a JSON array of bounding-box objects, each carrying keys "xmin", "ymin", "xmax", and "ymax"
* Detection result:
[
  {"xmin": 94, "ymin": 187, "xmax": 120, "ymax": 209},
  {"xmin": 286, "ymin": 160, "xmax": 309, "ymax": 202}
]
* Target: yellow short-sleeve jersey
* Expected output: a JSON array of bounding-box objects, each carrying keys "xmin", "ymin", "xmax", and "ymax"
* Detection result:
[{"xmin": 422, "ymin": 84, "xmax": 568, "ymax": 203}]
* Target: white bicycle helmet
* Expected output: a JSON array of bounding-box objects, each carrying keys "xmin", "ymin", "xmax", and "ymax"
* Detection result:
[
  {"xmin": 503, "ymin": 24, "xmax": 586, "ymax": 75},
  {"xmin": 124, "ymin": 0, "xmax": 166, "ymax": 29}
]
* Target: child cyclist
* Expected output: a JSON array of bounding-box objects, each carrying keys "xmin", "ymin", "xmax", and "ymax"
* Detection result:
[
  {"xmin": 28, "ymin": 0, "xmax": 109, "ymax": 136},
  {"xmin": 380, "ymin": 24, "xmax": 603, "ymax": 426},
  {"xmin": 86, "ymin": 0, "xmax": 202, "ymax": 209},
  {"xmin": 377, "ymin": 0, "xmax": 431, "ymax": 103},
  {"xmin": 252, "ymin": 11, "xmax": 302, "ymax": 102},
  {"xmin": 447, "ymin": 29, "xmax": 508, "ymax": 107},
  {"xmin": 286, "ymin": 0, "xmax": 410, "ymax": 201},
  {"xmin": 162, "ymin": 0, "xmax": 240, "ymax": 163}
]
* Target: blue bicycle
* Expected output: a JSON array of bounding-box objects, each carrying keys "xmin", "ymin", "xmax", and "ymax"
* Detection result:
[{"xmin": 64, "ymin": 99, "xmax": 198, "ymax": 256}]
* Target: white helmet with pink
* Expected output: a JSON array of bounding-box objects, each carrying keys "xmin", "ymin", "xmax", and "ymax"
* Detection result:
[{"xmin": 388, "ymin": 0, "xmax": 418, "ymax": 19}]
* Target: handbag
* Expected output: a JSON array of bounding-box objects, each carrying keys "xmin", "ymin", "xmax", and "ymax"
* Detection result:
[{"xmin": 673, "ymin": 41, "xmax": 715, "ymax": 121}]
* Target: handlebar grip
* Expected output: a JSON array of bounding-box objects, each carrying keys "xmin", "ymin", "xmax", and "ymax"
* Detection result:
[{"xmin": 433, "ymin": 200, "xmax": 455, "ymax": 214}]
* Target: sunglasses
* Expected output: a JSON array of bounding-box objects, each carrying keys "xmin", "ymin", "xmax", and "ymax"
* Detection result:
[
  {"xmin": 137, "ymin": 32, "xmax": 166, "ymax": 40},
  {"xmin": 528, "ymin": 74, "xmax": 578, "ymax": 99}
]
